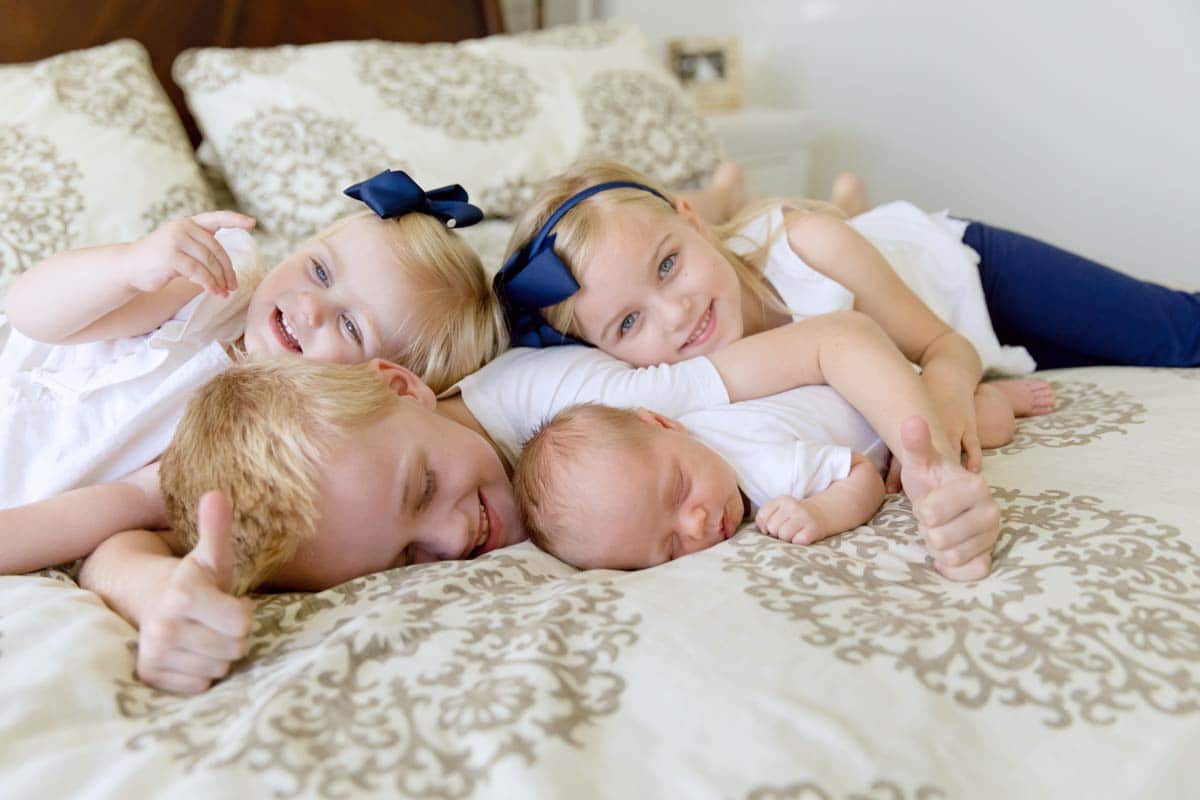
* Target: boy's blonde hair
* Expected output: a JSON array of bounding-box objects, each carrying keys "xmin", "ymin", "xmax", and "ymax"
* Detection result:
[
  {"xmin": 502, "ymin": 157, "xmax": 839, "ymax": 344},
  {"xmin": 514, "ymin": 403, "xmax": 653, "ymax": 558},
  {"xmin": 318, "ymin": 211, "xmax": 507, "ymax": 393},
  {"xmin": 159, "ymin": 357, "xmax": 403, "ymax": 594}
]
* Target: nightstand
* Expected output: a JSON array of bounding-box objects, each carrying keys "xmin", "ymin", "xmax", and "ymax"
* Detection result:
[{"xmin": 704, "ymin": 108, "xmax": 828, "ymax": 199}]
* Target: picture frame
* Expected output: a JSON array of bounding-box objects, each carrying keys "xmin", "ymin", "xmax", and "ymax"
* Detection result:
[{"xmin": 667, "ymin": 35, "xmax": 742, "ymax": 112}]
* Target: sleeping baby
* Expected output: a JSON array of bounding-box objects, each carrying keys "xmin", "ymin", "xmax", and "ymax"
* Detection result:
[{"xmin": 513, "ymin": 389, "xmax": 889, "ymax": 570}]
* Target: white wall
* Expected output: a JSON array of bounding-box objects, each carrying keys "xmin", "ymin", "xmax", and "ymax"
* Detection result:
[{"xmin": 595, "ymin": 0, "xmax": 1200, "ymax": 288}]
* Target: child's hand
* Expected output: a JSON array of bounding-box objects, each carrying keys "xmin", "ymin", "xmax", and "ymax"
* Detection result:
[
  {"xmin": 136, "ymin": 491, "xmax": 254, "ymax": 694},
  {"xmin": 126, "ymin": 211, "xmax": 256, "ymax": 298},
  {"xmin": 756, "ymin": 496, "xmax": 829, "ymax": 545},
  {"xmin": 898, "ymin": 416, "xmax": 1000, "ymax": 581}
]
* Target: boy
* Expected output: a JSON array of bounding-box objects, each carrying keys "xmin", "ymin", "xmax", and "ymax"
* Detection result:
[{"xmin": 514, "ymin": 390, "xmax": 888, "ymax": 571}]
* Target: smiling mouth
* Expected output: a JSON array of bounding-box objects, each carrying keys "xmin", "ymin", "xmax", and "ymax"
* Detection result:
[
  {"xmin": 272, "ymin": 307, "xmax": 303, "ymax": 353},
  {"xmin": 466, "ymin": 491, "xmax": 502, "ymax": 559},
  {"xmin": 681, "ymin": 302, "xmax": 715, "ymax": 350}
]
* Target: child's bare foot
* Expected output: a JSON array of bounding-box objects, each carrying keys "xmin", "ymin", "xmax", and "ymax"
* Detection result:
[
  {"xmin": 988, "ymin": 379, "xmax": 1056, "ymax": 417},
  {"xmin": 708, "ymin": 161, "xmax": 747, "ymax": 223},
  {"xmin": 831, "ymin": 171, "xmax": 869, "ymax": 217}
]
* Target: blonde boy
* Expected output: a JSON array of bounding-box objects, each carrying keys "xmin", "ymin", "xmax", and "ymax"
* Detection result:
[{"xmin": 515, "ymin": 398, "xmax": 887, "ymax": 571}]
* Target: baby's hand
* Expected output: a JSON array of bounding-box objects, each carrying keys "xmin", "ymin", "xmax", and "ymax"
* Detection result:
[
  {"xmin": 126, "ymin": 211, "xmax": 255, "ymax": 298},
  {"xmin": 136, "ymin": 492, "xmax": 254, "ymax": 694},
  {"xmin": 756, "ymin": 496, "xmax": 829, "ymax": 545}
]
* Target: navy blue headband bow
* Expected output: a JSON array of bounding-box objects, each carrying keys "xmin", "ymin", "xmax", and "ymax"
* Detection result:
[
  {"xmin": 344, "ymin": 169, "xmax": 483, "ymax": 229},
  {"xmin": 493, "ymin": 180, "xmax": 670, "ymax": 348}
]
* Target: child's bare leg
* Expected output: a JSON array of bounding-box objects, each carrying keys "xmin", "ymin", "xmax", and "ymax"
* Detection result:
[
  {"xmin": 680, "ymin": 161, "xmax": 746, "ymax": 225},
  {"xmin": 974, "ymin": 382, "xmax": 1016, "ymax": 449},
  {"xmin": 831, "ymin": 172, "xmax": 870, "ymax": 217},
  {"xmin": 988, "ymin": 378, "xmax": 1055, "ymax": 417}
]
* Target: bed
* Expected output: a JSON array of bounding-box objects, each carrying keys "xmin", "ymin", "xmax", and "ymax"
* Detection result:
[{"xmin": 2, "ymin": 4, "xmax": 1198, "ymax": 799}]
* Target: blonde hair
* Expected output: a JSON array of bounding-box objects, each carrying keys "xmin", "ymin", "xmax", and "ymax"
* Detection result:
[
  {"xmin": 315, "ymin": 211, "xmax": 507, "ymax": 393},
  {"xmin": 503, "ymin": 157, "xmax": 840, "ymax": 343},
  {"xmin": 514, "ymin": 403, "xmax": 653, "ymax": 559},
  {"xmin": 159, "ymin": 357, "xmax": 403, "ymax": 594}
]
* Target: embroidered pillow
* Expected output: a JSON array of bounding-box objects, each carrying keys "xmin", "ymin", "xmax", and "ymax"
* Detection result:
[
  {"xmin": 173, "ymin": 22, "xmax": 721, "ymax": 243},
  {"xmin": 0, "ymin": 40, "xmax": 214, "ymax": 297}
]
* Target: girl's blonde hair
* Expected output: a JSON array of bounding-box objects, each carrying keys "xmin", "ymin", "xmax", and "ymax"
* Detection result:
[
  {"xmin": 502, "ymin": 157, "xmax": 842, "ymax": 342},
  {"xmin": 316, "ymin": 211, "xmax": 507, "ymax": 393},
  {"xmin": 159, "ymin": 358, "xmax": 405, "ymax": 594}
]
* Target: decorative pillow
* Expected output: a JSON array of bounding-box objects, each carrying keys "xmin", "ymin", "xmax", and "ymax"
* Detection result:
[
  {"xmin": 174, "ymin": 22, "xmax": 722, "ymax": 243},
  {"xmin": 0, "ymin": 40, "xmax": 214, "ymax": 296}
]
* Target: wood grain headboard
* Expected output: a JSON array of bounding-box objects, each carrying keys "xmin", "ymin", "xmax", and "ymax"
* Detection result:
[{"xmin": 3, "ymin": 0, "xmax": 505, "ymax": 144}]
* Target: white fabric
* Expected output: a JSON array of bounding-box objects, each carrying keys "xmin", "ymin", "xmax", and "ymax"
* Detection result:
[
  {"xmin": 451, "ymin": 345, "xmax": 730, "ymax": 467},
  {"xmin": 680, "ymin": 385, "xmax": 886, "ymax": 510},
  {"xmin": 0, "ymin": 229, "xmax": 259, "ymax": 508},
  {"xmin": 728, "ymin": 203, "xmax": 1037, "ymax": 376}
]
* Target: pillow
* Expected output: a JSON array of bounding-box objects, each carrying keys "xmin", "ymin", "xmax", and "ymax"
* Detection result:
[
  {"xmin": 174, "ymin": 22, "xmax": 722, "ymax": 243},
  {"xmin": 0, "ymin": 40, "xmax": 215, "ymax": 296}
]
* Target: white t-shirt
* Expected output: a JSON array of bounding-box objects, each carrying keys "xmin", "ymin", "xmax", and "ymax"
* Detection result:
[
  {"xmin": 451, "ymin": 345, "xmax": 730, "ymax": 467},
  {"xmin": 0, "ymin": 228, "xmax": 261, "ymax": 509},
  {"xmin": 728, "ymin": 203, "xmax": 1036, "ymax": 376},
  {"xmin": 680, "ymin": 385, "xmax": 886, "ymax": 511}
]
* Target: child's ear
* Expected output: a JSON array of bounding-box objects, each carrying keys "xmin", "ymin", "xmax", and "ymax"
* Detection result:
[
  {"xmin": 632, "ymin": 407, "xmax": 686, "ymax": 433},
  {"xmin": 367, "ymin": 359, "xmax": 436, "ymax": 409}
]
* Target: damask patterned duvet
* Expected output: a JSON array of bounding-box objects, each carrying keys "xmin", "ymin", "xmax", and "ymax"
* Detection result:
[{"xmin": 1, "ymin": 366, "xmax": 1197, "ymax": 799}]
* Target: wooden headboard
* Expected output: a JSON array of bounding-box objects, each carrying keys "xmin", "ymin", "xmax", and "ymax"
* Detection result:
[{"xmin": 3, "ymin": 0, "xmax": 505, "ymax": 144}]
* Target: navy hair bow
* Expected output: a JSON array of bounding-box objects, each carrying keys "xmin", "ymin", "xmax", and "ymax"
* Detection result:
[
  {"xmin": 344, "ymin": 169, "xmax": 483, "ymax": 229},
  {"xmin": 493, "ymin": 180, "xmax": 670, "ymax": 348}
]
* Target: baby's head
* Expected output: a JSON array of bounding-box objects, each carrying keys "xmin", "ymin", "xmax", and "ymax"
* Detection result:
[
  {"xmin": 498, "ymin": 157, "xmax": 774, "ymax": 367},
  {"xmin": 514, "ymin": 403, "xmax": 745, "ymax": 570},
  {"xmin": 243, "ymin": 206, "xmax": 506, "ymax": 393},
  {"xmin": 159, "ymin": 357, "xmax": 526, "ymax": 594}
]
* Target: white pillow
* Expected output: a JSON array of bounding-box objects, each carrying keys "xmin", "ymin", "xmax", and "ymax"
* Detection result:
[
  {"xmin": 174, "ymin": 22, "xmax": 722, "ymax": 243},
  {"xmin": 0, "ymin": 40, "xmax": 214, "ymax": 296}
]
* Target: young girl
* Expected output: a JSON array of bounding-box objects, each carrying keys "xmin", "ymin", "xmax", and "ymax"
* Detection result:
[
  {"xmin": 492, "ymin": 159, "xmax": 1200, "ymax": 486},
  {"xmin": 0, "ymin": 170, "xmax": 505, "ymax": 552}
]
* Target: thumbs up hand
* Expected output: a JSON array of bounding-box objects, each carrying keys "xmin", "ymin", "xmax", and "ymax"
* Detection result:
[
  {"xmin": 136, "ymin": 491, "xmax": 255, "ymax": 694},
  {"xmin": 898, "ymin": 417, "xmax": 1001, "ymax": 582}
]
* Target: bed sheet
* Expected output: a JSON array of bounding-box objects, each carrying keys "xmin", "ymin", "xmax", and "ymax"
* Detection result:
[{"xmin": 1, "ymin": 366, "xmax": 1197, "ymax": 799}]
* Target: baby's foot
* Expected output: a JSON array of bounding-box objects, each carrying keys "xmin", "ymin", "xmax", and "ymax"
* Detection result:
[
  {"xmin": 831, "ymin": 171, "xmax": 869, "ymax": 217},
  {"xmin": 708, "ymin": 160, "xmax": 747, "ymax": 222},
  {"xmin": 989, "ymin": 379, "xmax": 1056, "ymax": 417}
]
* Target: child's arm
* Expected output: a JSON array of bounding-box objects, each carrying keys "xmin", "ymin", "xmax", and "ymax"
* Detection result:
[
  {"xmin": 3, "ymin": 211, "xmax": 254, "ymax": 344},
  {"xmin": 783, "ymin": 211, "xmax": 985, "ymax": 471},
  {"xmin": 77, "ymin": 492, "xmax": 253, "ymax": 694},
  {"xmin": 0, "ymin": 463, "xmax": 167, "ymax": 575},
  {"xmin": 755, "ymin": 452, "xmax": 885, "ymax": 545}
]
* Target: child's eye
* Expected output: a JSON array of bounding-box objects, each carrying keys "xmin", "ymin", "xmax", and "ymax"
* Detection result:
[
  {"xmin": 313, "ymin": 262, "xmax": 330, "ymax": 286},
  {"xmin": 420, "ymin": 469, "xmax": 437, "ymax": 511},
  {"xmin": 341, "ymin": 314, "xmax": 362, "ymax": 345},
  {"xmin": 658, "ymin": 254, "xmax": 676, "ymax": 279},
  {"xmin": 619, "ymin": 311, "xmax": 639, "ymax": 336}
]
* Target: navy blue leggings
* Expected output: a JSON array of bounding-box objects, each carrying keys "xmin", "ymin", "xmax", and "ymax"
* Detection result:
[{"xmin": 962, "ymin": 221, "xmax": 1200, "ymax": 369}]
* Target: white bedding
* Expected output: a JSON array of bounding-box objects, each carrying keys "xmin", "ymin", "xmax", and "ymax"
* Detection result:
[{"xmin": 2, "ymin": 366, "xmax": 1197, "ymax": 799}]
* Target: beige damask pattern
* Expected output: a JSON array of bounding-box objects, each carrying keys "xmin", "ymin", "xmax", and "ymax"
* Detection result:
[
  {"xmin": 746, "ymin": 780, "xmax": 946, "ymax": 800},
  {"xmin": 582, "ymin": 71, "xmax": 722, "ymax": 191},
  {"xmin": 355, "ymin": 44, "xmax": 539, "ymax": 140},
  {"xmin": 140, "ymin": 183, "xmax": 216, "ymax": 230},
  {"xmin": 727, "ymin": 489, "xmax": 1200, "ymax": 728},
  {"xmin": 992, "ymin": 379, "xmax": 1145, "ymax": 456},
  {"xmin": 115, "ymin": 555, "xmax": 639, "ymax": 798},
  {"xmin": 518, "ymin": 23, "xmax": 626, "ymax": 48},
  {"xmin": 221, "ymin": 107, "xmax": 393, "ymax": 240},
  {"xmin": 173, "ymin": 47, "xmax": 293, "ymax": 92},
  {"xmin": 0, "ymin": 125, "xmax": 83, "ymax": 286},
  {"xmin": 32, "ymin": 44, "xmax": 189, "ymax": 154}
]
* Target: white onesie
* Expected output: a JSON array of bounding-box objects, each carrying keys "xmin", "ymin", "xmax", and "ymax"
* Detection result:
[
  {"xmin": 0, "ymin": 228, "xmax": 261, "ymax": 509},
  {"xmin": 728, "ymin": 202, "xmax": 1036, "ymax": 376}
]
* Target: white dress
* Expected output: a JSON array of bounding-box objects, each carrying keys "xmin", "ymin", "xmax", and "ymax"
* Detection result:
[
  {"xmin": 0, "ymin": 228, "xmax": 261, "ymax": 508},
  {"xmin": 728, "ymin": 202, "xmax": 1037, "ymax": 376}
]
